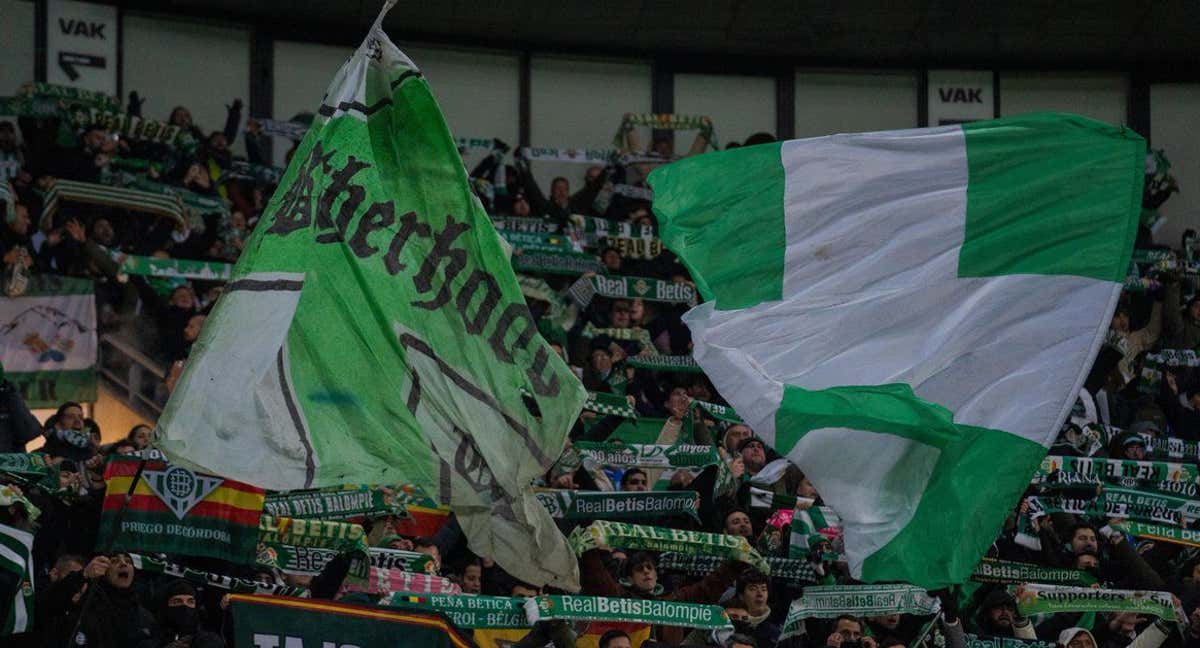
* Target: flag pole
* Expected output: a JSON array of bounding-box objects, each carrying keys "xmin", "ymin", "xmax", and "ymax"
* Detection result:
[{"xmin": 64, "ymin": 457, "xmax": 148, "ymax": 648}]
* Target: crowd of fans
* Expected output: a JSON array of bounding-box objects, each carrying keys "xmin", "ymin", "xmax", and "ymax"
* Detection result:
[{"xmin": 0, "ymin": 81, "xmax": 1196, "ymax": 648}]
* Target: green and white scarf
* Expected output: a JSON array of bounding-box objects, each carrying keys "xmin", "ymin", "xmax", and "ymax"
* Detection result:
[
  {"xmin": 120, "ymin": 175, "xmax": 230, "ymax": 218},
  {"xmin": 1141, "ymin": 435, "xmax": 1200, "ymax": 462},
  {"xmin": 780, "ymin": 585, "xmax": 940, "ymax": 638},
  {"xmin": 130, "ymin": 553, "xmax": 307, "ymax": 596},
  {"xmin": 691, "ymin": 400, "xmax": 743, "ymax": 424},
  {"xmin": 1009, "ymin": 583, "xmax": 1183, "ymax": 622},
  {"xmin": 971, "ymin": 558, "xmax": 1097, "ymax": 586},
  {"xmin": 1036, "ymin": 455, "xmax": 1199, "ymax": 484},
  {"xmin": 573, "ymin": 442, "xmax": 719, "ymax": 468},
  {"xmin": 583, "ymin": 391, "xmax": 637, "ymax": 418},
  {"xmin": 626, "ymin": 354, "xmax": 703, "ymax": 373},
  {"xmin": 602, "ymin": 236, "xmax": 663, "ymax": 260},
  {"xmin": 581, "ymin": 324, "xmax": 654, "ymax": 348},
  {"xmin": 612, "ymin": 184, "xmax": 653, "ymax": 201},
  {"xmin": 492, "ymin": 216, "xmax": 560, "ymax": 233},
  {"xmin": 621, "ymin": 113, "xmax": 711, "ymax": 131},
  {"xmin": 570, "ymin": 214, "xmax": 655, "ymax": 241},
  {"xmin": 499, "ymin": 230, "xmax": 572, "ymax": 252},
  {"xmin": 64, "ymin": 107, "xmax": 194, "ymax": 151},
  {"xmin": 219, "ymin": 161, "xmax": 284, "ymax": 186},
  {"xmin": 0, "ymin": 454, "xmax": 52, "ymax": 477},
  {"xmin": 1139, "ymin": 350, "xmax": 1200, "ymax": 395},
  {"xmin": 513, "ymin": 249, "xmax": 603, "ymax": 276},
  {"xmin": 257, "ymin": 515, "xmax": 367, "ymax": 552},
  {"xmin": 527, "ymin": 595, "xmax": 731, "ymax": 630},
  {"xmin": 21, "ymin": 82, "xmax": 119, "ymax": 110},
  {"xmin": 1112, "ymin": 521, "xmax": 1200, "ymax": 548},
  {"xmin": 257, "ymin": 118, "xmax": 309, "ymax": 141},
  {"xmin": 568, "ymin": 520, "xmax": 768, "ymax": 573},
  {"xmin": 536, "ymin": 489, "xmax": 700, "ymax": 521},
  {"xmin": 569, "ymin": 274, "xmax": 697, "ymax": 308},
  {"xmin": 658, "ymin": 552, "xmax": 819, "ymax": 584},
  {"xmin": 455, "ymin": 136, "xmax": 498, "ymax": 151},
  {"xmin": 263, "ymin": 486, "xmax": 404, "ymax": 520},
  {"xmin": 520, "ymin": 147, "xmax": 616, "ymax": 164},
  {"xmin": 389, "ymin": 593, "xmax": 530, "ymax": 628},
  {"xmin": 114, "ymin": 254, "xmax": 233, "ymax": 282},
  {"xmin": 257, "ymin": 542, "xmax": 435, "ymax": 577}
]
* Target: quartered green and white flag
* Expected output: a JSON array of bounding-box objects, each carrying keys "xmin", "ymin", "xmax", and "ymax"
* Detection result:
[
  {"xmin": 648, "ymin": 114, "xmax": 1143, "ymax": 587},
  {"xmin": 158, "ymin": 1, "xmax": 586, "ymax": 589}
]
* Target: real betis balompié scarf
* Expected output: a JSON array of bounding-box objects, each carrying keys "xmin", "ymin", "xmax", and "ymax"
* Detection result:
[
  {"xmin": 263, "ymin": 485, "xmax": 404, "ymax": 520},
  {"xmin": 258, "ymin": 515, "xmax": 366, "ymax": 551},
  {"xmin": 780, "ymin": 585, "xmax": 940, "ymax": 638},
  {"xmin": 568, "ymin": 274, "xmax": 697, "ymax": 308},
  {"xmin": 535, "ymin": 489, "xmax": 700, "ymax": 521},
  {"xmin": 257, "ymin": 543, "xmax": 436, "ymax": 577},
  {"xmin": 527, "ymin": 595, "xmax": 731, "ymax": 630},
  {"xmin": 568, "ymin": 520, "xmax": 768, "ymax": 574},
  {"xmin": 971, "ymin": 558, "xmax": 1096, "ymax": 586},
  {"xmin": 1010, "ymin": 583, "xmax": 1183, "ymax": 622}
]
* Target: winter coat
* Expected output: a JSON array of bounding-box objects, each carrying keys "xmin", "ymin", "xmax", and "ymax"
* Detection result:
[{"xmin": 0, "ymin": 380, "xmax": 41, "ymax": 453}]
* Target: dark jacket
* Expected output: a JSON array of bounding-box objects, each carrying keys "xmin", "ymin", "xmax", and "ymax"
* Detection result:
[
  {"xmin": 45, "ymin": 573, "xmax": 158, "ymax": 648},
  {"xmin": 0, "ymin": 380, "xmax": 41, "ymax": 453}
]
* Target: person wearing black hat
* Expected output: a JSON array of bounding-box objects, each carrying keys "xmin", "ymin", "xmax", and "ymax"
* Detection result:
[
  {"xmin": 973, "ymin": 589, "xmax": 1037, "ymax": 639},
  {"xmin": 147, "ymin": 579, "xmax": 225, "ymax": 648}
]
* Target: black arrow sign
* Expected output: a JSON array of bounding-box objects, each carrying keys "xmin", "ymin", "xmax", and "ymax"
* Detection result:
[{"xmin": 58, "ymin": 51, "xmax": 106, "ymax": 81}]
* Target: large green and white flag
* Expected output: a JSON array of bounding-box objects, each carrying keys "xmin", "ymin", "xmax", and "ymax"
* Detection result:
[
  {"xmin": 0, "ymin": 275, "xmax": 96, "ymax": 407},
  {"xmin": 158, "ymin": 3, "xmax": 586, "ymax": 589},
  {"xmin": 648, "ymin": 114, "xmax": 1143, "ymax": 587}
]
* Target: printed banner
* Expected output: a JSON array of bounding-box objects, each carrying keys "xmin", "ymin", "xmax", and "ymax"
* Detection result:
[
  {"xmin": 1010, "ymin": 583, "xmax": 1182, "ymax": 622},
  {"xmin": 99, "ymin": 457, "xmax": 265, "ymax": 563},
  {"xmin": 971, "ymin": 558, "xmax": 1097, "ymax": 586},
  {"xmin": 0, "ymin": 275, "xmax": 96, "ymax": 408},
  {"xmin": 263, "ymin": 485, "xmax": 404, "ymax": 520},
  {"xmin": 781, "ymin": 585, "xmax": 940, "ymax": 638},
  {"xmin": 130, "ymin": 553, "xmax": 306, "ymax": 597},
  {"xmin": 574, "ymin": 442, "xmax": 719, "ymax": 468},
  {"xmin": 389, "ymin": 593, "xmax": 529, "ymax": 628},
  {"xmin": 658, "ymin": 552, "xmax": 819, "ymax": 584},
  {"xmin": 257, "ymin": 515, "xmax": 366, "ymax": 552},
  {"xmin": 230, "ymin": 594, "xmax": 474, "ymax": 648},
  {"xmin": 567, "ymin": 520, "xmax": 768, "ymax": 574},
  {"xmin": 535, "ymin": 489, "xmax": 700, "ymax": 521},
  {"xmin": 527, "ymin": 595, "xmax": 731, "ymax": 630}
]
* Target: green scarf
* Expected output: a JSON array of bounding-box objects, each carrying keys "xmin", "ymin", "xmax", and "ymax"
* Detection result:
[
  {"xmin": 781, "ymin": 585, "xmax": 939, "ymax": 639},
  {"xmin": 257, "ymin": 542, "xmax": 435, "ymax": 577},
  {"xmin": 0, "ymin": 453, "xmax": 52, "ymax": 476},
  {"xmin": 1141, "ymin": 435, "xmax": 1200, "ymax": 462},
  {"xmin": 1010, "ymin": 583, "xmax": 1182, "ymax": 621},
  {"xmin": 602, "ymin": 236, "xmax": 663, "ymax": 260},
  {"xmin": 536, "ymin": 489, "xmax": 700, "ymax": 521},
  {"xmin": 626, "ymin": 354, "xmax": 703, "ymax": 373},
  {"xmin": 389, "ymin": 593, "xmax": 530, "ymax": 628},
  {"xmin": 568, "ymin": 520, "xmax": 768, "ymax": 573},
  {"xmin": 492, "ymin": 216, "xmax": 560, "ymax": 233},
  {"xmin": 569, "ymin": 274, "xmax": 696, "ymax": 308},
  {"xmin": 658, "ymin": 552, "xmax": 819, "ymax": 584},
  {"xmin": 513, "ymin": 249, "xmax": 603, "ymax": 276},
  {"xmin": 569, "ymin": 214, "xmax": 655, "ymax": 242},
  {"xmin": 21, "ymin": 82, "xmax": 119, "ymax": 110},
  {"xmin": 1037, "ymin": 455, "xmax": 1199, "ymax": 484},
  {"xmin": 528, "ymin": 595, "xmax": 731, "ymax": 630},
  {"xmin": 1112, "ymin": 521, "xmax": 1200, "ymax": 548},
  {"xmin": 583, "ymin": 391, "xmax": 637, "ymax": 418},
  {"xmin": 130, "ymin": 553, "xmax": 307, "ymax": 596},
  {"xmin": 691, "ymin": 400, "xmax": 742, "ymax": 424},
  {"xmin": 263, "ymin": 485, "xmax": 403, "ymax": 520},
  {"xmin": 63, "ymin": 106, "xmax": 194, "ymax": 151},
  {"xmin": 113, "ymin": 253, "xmax": 233, "ymax": 282},
  {"xmin": 581, "ymin": 324, "xmax": 654, "ymax": 347},
  {"xmin": 257, "ymin": 515, "xmax": 367, "ymax": 551},
  {"xmin": 499, "ymin": 230, "xmax": 572, "ymax": 252},
  {"xmin": 971, "ymin": 558, "xmax": 1096, "ymax": 586},
  {"xmin": 573, "ymin": 442, "xmax": 719, "ymax": 468}
]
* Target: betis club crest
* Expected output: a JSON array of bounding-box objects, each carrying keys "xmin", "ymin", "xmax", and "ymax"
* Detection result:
[{"xmin": 142, "ymin": 465, "xmax": 222, "ymax": 520}]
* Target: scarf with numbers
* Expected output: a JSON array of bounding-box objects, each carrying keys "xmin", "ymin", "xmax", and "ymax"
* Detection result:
[{"xmin": 574, "ymin": 441, "xmax": 719, "ymax": 469}]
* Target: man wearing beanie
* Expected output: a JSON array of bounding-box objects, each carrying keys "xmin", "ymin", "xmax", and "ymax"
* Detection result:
[{"xmin": 152, "ymin": 578, "xmax": 225, "ymax": 648}]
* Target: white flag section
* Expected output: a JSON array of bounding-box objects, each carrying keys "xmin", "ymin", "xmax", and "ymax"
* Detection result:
[
  {"xmin": 649, "ymin": 114, "xmax": 1144, "ymax": 587},
  {"xmin": 0, "ymin": 276, "xmax": 96, "ymax": 407}
]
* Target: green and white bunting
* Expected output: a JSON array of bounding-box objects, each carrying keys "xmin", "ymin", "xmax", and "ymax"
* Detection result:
[
  {"xmin": 1010, "ymin": 584, "xmax": 1182, "ymax": 622},
  {"xmin": 158, "ymin": 3, "xmax": 586, "ymax": 591},
  {"xmin": 535, "ymin": 489, "xmax": 700, "ymax": 521},
  {"xmin": 0, "ymin": 275, "xmax": 96, "ymax": 408},
  {"xmin": 568, "ymin": 520, "xmax": 768, "ymax": 574},
  {"xmin": 971, "ymin": 558, "xmax": 1097, "ymax": 586},
  {"xmin": 527, "ymin": 595, "xmax": 731, "ymax": 630},
  {"xmin": 650, "ymin": 114, "xmax": 1143, "ymax": 587}
]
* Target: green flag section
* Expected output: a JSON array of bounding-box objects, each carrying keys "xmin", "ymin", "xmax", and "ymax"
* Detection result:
[
  {"xmin": 98, "ymin": 457, "xmax": 266, "ymax": 564},
  {"xmin": 230, "ymin": 594, "xmax": 475, "ymax": 648},
  {"xmin": 157, "ymin": 3, "xmax": 585, "ymax": 590},
  {"xmin": 0, "ymin": 275, "xmax": 96, "ymax": 408},
  {"xmin": 1010, "ymin": 584, "xmax": 1183, "ymax": 622},
  {"xmin": 648, "ymin": 114, "xmax": 1144, "ymax": 587},
  {"xmin": 0, "ymin": 522, "xmax": 34, "ymax": 636}
]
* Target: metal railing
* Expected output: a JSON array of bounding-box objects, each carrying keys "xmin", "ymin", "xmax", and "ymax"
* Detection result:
[{"xmin": 98, "ymin": 333, "xmax": 168, "ymax": 417}]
